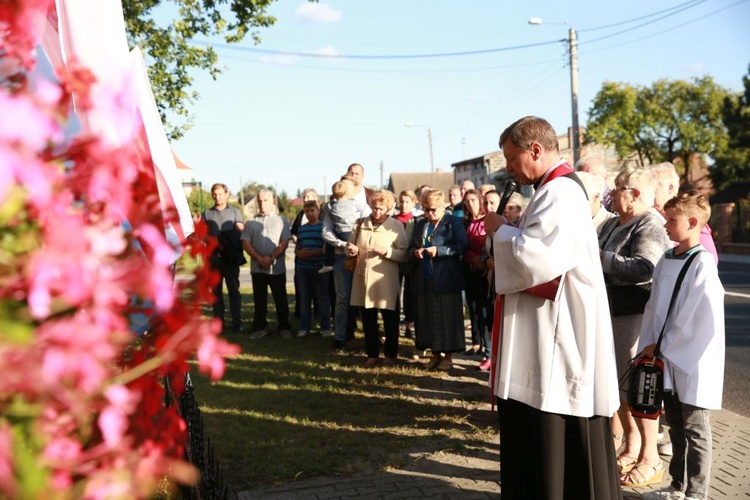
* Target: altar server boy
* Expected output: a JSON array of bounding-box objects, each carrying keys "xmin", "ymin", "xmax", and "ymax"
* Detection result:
[{"xmin": 639, "ymin": 190, "xmax": 725, "ymax": 500}]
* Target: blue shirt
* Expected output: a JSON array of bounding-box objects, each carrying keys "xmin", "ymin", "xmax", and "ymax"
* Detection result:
[{"xmin": 296, "ymin": 222, "xmax": 325, "ymax": 270}]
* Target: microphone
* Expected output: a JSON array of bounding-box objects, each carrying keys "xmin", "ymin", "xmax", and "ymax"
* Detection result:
[{"xmin": 496, "ymin": 179, "xmax": 519, "ymax": 214}]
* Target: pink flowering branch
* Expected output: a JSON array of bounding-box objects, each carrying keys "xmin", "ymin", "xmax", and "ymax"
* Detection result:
[{"xmin": 0, "ymin": 4, "xmax": 240, "ymax": 498}]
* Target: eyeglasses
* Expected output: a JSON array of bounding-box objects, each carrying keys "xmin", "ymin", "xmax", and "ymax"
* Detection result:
[
  {"xmin": 616, "ymin": 186, "xmax": 635, "ymax": 192},
  {"xmin": 423, "ymin": 207, "xmax": 439, "ymax": 213}
]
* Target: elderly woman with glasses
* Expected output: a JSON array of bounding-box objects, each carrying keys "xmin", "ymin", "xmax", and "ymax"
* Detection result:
[
  {"xmin": 409, "ymin": 189, "xmax": 468, "ymax": 371},
  {"xmin": 598, "ymin": 166, "xmax": 671, "ymax": 488},
  {"xmin": 347, "ymin": 190, "xmax": 408, "ymax": 368}
]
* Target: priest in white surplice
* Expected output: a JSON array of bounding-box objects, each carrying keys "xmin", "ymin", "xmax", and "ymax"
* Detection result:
[{"xmin": 484, "ymin": 116, "xmax": 622, "ymax": 500}]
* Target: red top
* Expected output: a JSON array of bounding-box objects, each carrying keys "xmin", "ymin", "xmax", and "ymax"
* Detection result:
[
  {"xmin": 396, "ymin": 211, "xmax": 414, "ymax": 227},
  {"xmin": 465, "ymin": 217, "xmax": 486, "ymax": 266}
]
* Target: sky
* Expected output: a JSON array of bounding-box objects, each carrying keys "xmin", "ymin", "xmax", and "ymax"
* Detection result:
[{"xmin": 167, "ymin": 0, "xmax": 750, "ymax": 198}]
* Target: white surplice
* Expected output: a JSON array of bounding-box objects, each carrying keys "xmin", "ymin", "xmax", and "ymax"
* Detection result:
[
  {"xmin": 492, "ymin": 163, "xmax": 620, "ymax": 418},
  {"xmin": 638, "ymin": 248, "xmax": 725, "ymax": 409}
]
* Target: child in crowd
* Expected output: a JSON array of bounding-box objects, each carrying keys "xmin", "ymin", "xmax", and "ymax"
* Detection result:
[
  {"xmin": 322, "ymin": 177, "xmax": 369, "ymax": 257},
  {"xmin": 317, "ymin": 180, "xmax": 355, "ymax": 274},
  {"xmin": 639, "ymin": 190, "xmax": 725, "ymax": 500},
  {"xmin": 294, "ymin": 200, "xmax": 332, "ymax": 337},
  {"xmin": 501, "ymin": 192, "xmax": 525, "ymax": 225}
]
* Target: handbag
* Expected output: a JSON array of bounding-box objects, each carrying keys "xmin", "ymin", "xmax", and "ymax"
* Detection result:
[
  {"xmin": 606, "ymin": 283, "xmax": 651, "ymax": 317},
  {"xmin": 626, "ymin": 251, "xmax": 702, "ymax": 419},
  {"xmin": 342, "ymin": 219, "xmax": 363, "ymax": 273},
  {"xmin": 342, "ymin": 255, "xmax": 357, "ymax": 272}
]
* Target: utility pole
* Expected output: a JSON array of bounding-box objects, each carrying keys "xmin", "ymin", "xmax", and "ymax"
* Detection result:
[
  {"xmin": 528, "ymin": 18, "xmax": 580, "ymax": 163},
  {"xmin": 569, "ymin": 27, "xmax": 580, "ymax": 164},
  {"xmin": 427, "ymin": 127, "xmax": 435, "ymax": 172}
]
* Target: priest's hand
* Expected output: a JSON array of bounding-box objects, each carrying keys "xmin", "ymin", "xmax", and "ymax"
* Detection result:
[{"xmin": 484, "ymin": 212, "xmax": 508, "ymax": 239}]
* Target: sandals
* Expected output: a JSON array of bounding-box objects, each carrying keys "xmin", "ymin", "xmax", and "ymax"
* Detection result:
[
  {"xmin": 425, "ymin": 357, "xmax": 442, "ymax": 370},
  {"xmin": 621, "ymin": 461, "xmax": 665, "ymax": 487},
  {"xmin": 616, "ymin": 453, "xmax": 638, "ymax": 475}
]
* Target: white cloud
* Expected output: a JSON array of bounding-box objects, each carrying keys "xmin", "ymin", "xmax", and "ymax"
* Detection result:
[
  {"xmin": 315, "ymin": 46, "xmax": 345, "ymax": 65},
  {"xmin": 315, "ymin": 46, "xmax": 341, "ymax": 58},
  {"xmin": 295, "ymin": 3, "xmax": 343, "ymax": 23},
  {"xmin": 259, "ymin": 54, "xmax": 298, "ymax": 66},
  {"xmin": 683, "ymin": 63, "xmax": 706, "ymax": 74}
]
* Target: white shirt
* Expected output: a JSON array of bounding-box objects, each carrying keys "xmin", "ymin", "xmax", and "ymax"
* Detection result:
[{"xmin": 492, "ymin": 165, "xmax": 620, "ymax": 418}]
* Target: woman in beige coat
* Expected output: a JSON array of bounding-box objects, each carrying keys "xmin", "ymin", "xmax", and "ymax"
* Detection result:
[{"xmin": 346, "ymin": 190, "xmax": 408, "ymax": 367}]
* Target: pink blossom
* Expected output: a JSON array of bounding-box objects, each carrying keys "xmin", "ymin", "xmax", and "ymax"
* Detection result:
[
  {"xmin": 44, "ymin": 436, "xmax": 82, "ymax": 464},
  {"xmin": 0, "ymin": 0, "xmax": 54, "ymax": 70},
  {"xmin": 0, "ymin": 8, "xmax": 241, "ymax": 494},
  {"xmin": 0, "ymin": 89, "xmax": 60, "ymax": 149},
  {"xmin": 137, "ymin": 223, "xmax": 178, "ymax": 269},
  {"xmin": 98, "ymin": 385, "xmax": 138, "ymax": 448},
  {"xmin": 35, "ymin": 315, "xmax": 118, "ymax": 395},
  {"xmin": 85, "ymin": 224, "xmax": 127, "ymax": 258},
  {"xmin": 27, "ymin": 253, "xmax": 89, "ymax": 319},
  {"xmin": 98, "ymin": 407, "xmax": 127, "ymax": 449},
  {"xmin": 0, "ymin": 422, "xmax": 17, "ymax": 499},
  {"xmin": 196, "ymin": 331, "xmax": 242, "ymax": 381}
]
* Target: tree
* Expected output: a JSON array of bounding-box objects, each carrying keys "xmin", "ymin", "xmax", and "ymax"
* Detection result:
[
  {"xmin": 586, "ymin": 76, "xmax": 730, "ymax": 179},
  {"xmin": 186, "ymin": 186, "xmax": 211, "ymax": 216},
  {"xmin": 711, "ymin": 65, "xmax": 750, "ymax": 191},
  {"xmin": 122, "ymin": 0, "xmax": 278, "ymax": 140},
  {"xmin": 585, "ymin": 82, "xmax": 644, "ymax": 163},
  {"xmin": 239, "ymin": 180, "xmax": 268, "ymax": 207}
]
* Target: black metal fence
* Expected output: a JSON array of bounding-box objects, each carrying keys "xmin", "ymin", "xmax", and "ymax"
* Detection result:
[{"xmin": 165, "ymin": 373, "xmax": 235, "ymax": 500}]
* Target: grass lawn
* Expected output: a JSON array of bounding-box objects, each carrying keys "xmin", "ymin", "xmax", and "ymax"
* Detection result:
[{"xmin": 189, "ymin": 287, "xmax": 497, "ymax": 492}]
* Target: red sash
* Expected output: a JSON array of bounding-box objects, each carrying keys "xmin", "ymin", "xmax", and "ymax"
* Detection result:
[{"xmin": 489, "ymin": 162, "xmax": 574, "ymax": 409}]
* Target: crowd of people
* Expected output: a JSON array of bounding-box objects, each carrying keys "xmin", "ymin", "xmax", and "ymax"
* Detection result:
[{"xmin": 198, "ymin": 116, "xmax": 725, "ymax": 499}]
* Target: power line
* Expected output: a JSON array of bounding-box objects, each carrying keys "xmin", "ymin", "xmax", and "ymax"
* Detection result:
[
  {"xmin": 192, "ymin": 0, "xmax": 711, "ymax": 61},
  {"xmin": 217, "ymin": 52, "xmax": 563, "ymax": 74},
  {"xmin": 577, "ymin": 0, "xmax": 706, "ymax": 32},
  {"xmin": 580, "ymin": 0, "xmax": 749, "ymax": 55},
  {"xmin": 191, "ymin": 38, "xmax": 565, "ymax": 60},
  {"xmin": 449, "ymin": 63, "xmax": 566, "ymax": 133},
  {"xmin": 580, "ymin": 0, "xmax": 718, "ymax": 45},
  {"xmin": 199, "ymin": 0, "xmax": 746, "ymax": 76}
]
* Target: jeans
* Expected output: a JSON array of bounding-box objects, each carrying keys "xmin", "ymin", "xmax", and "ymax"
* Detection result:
[
  {"xmin": 250, "ymin": 272, "xmax": 290, "ymax": 331},
  {"xmin": 664, "ymin": 392, "xmax": 713, "ymax": 500},
  {"xmin": 464, "ymin": 265, "xmax": 491, "ymax": 358},
  {"xmin": 332, "ymin": 254, "xmax": 353, "ymax": 343},
  {"xmin": 297, "ymin": 267, "xmax": 331, "ymax": 332},
  {"xmin": 212, "ymin": 259, "xmax": 242, "ymax": 328},
  {"xmin": 362, "ymin": 308, "xmax": 399, "ymax": 359}
]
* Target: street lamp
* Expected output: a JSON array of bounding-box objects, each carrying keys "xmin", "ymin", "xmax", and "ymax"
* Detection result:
[
  {"xmin": 404, "ymin": 121, "xmax": 435, "ymax": 172},
  {"xmin": 363, "ymin": 152, "xmax": 385, "ymax": 189},
  {"xmin": 528, "ymin": 17, "xmax": 580, "ymax": 164}
]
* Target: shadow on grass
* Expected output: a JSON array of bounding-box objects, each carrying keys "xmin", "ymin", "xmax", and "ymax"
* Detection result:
[
  {"xmin": 194, "ymin": 291, "xmax": 497, "ymax": 491},
  {"xmin": 194, "ymin": 292, "xmax": 498, "ymax": 491}
]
